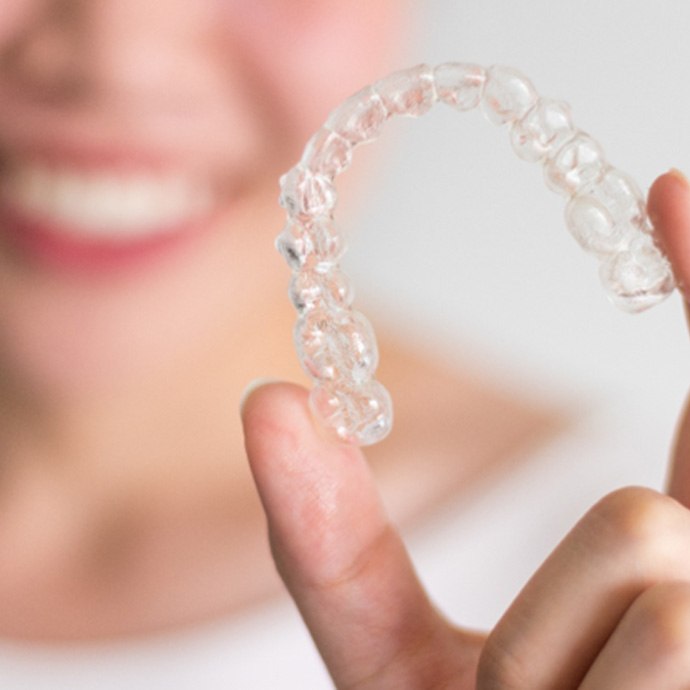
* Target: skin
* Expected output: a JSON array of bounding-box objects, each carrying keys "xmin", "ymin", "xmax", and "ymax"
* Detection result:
[
  {"xmin": 0, "ymin": 0, "xmax": 409, "ymax": 638},
  {"xmin": 0, "ymin": 0, "xmax": 558, "ymax": 641},
  {"xmin": 242, "ymin": 171, "xmax": 690, "ymax": 688},
  {"xmin": 5, "ymin": 2, "xmax": 690, "ymax": 686}
]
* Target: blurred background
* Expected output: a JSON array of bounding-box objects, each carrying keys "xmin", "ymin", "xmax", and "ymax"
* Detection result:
[
  {"xmin": 343, "ymin": 0, "xmax": 690, "ymax": 632},
  {"xmin": 2, "ymin": 1, "xmax": 689, "ymax": 687},
  {"xmin": 351, "ymin": 0, "xmax": 689, "ymax": 408}
]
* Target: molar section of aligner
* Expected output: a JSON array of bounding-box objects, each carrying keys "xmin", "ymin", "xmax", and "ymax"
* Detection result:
[
  {"xmin": 288, "ymin": 267, "xmax": 355, "ymax": 314},
  {"xmin": 293, "ymin": 308, "xmax": 380, "ymax": 386},
  {"xmin": 301, "ymin": 127, "xmax": 353, "ymax": 180},
  {"xmin": 481, "ymin": 65, "xmax": 539, "ymax": 126},
  {"xmin": 433, "ymin": 63, "xmax": 486, "ymax": 112},
  {"xmin": 309, "ymin": 379, "xmax": 393, "ymax": 446},
  {"xmin": 599, "ymin": 234, "xmax": 675, "ymax": 313},
  {"xmin": 543, "ymin": 131, "xmax": 607, "ymax": 197},
  {"xmin": 565, "ymin": 167, "xmax": 650, "ymax": 258},
  {"xmin": 373, "ymin": 64, "xmax": 437, "ymax": 118},
  {"xmin": 510, "ymin": 98, "xmax": 575, "ymax": 163}
]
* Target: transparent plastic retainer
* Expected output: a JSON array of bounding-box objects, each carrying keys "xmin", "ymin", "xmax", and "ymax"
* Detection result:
[{"xmin": 276, "ymin": 63, "xmax": 675, "ymax": 446}]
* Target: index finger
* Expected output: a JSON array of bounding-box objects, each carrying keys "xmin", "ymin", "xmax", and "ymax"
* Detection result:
[
  {"xmin": 648, "ymin": 170, "xmax": 690, "ymax": 506},
  {"xmin": 241, "ymin": 382, "xmax": 483, "ymax": 688},
  {"xmin": 648, "ymin": 169, "xmax": 690, "ymax": 303}
]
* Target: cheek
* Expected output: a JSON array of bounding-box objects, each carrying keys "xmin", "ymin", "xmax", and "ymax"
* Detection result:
[
  {"xmin": 218, "ymin": 2, "xmax": 407, "ymax": 148},
  {"xmin": 0, "ymin": 1, "xmax": 38, "ymax": 42}
]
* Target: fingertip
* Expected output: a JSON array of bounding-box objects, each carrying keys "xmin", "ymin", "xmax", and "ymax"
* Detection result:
[
  {"xmin": 241, "ymin": 379, "xmax": 373, "ymax": 550},
  {"xmin": 240, "ymin": 380, "xmax": 359, "ymax": 468},
  {"xmin": 669, "ymin": 168, "xmax": 690, "ymax": 187},
  {"xmin": 240, "ymin": 379, "xmax": 308, "ymax": 432},
  {"xmin": 242, "ymin": 381, "xmax": 331, "ymax": 486},
  {"xmin": 648, "ymin": 169, "xmax": 690, "ymax": 236},
  {"xmin": 239, "ymin": 377, "xmax": 282, "ymax": 415},
  {"xmin": 240, "ymin": 379, "xmax": 399, "ymax": 599},
  {"xmin": 648, "ymin": 169, "xmax": 690, "ymax": 298}
]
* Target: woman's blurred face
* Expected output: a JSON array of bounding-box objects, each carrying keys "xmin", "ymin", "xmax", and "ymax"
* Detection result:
[{"xmin": 0, "ymin": 1, "xmax": 405, "ymax": 398}]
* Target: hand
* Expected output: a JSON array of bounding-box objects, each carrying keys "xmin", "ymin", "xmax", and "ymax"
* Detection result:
[
  {"xmin": 650, "ymin": 170, "xmax": 690, "ymax": 505},
  {"xmin": 241, "ymin": 170, "xmax": 690, "ymax": 689}
]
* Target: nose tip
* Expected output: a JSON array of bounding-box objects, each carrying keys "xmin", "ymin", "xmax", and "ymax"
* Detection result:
[
  {"xmin": 0, "ymin": 3, "xmax": 88, "ymax": 103},
  {"xmin": 0, "ymin": 0, "xmax": 217, "ymax": 110}
]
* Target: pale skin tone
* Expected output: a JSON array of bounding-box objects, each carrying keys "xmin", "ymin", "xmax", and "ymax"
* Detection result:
[
  {"xmin": 2, "ymin": 1, "xmax": 690, "ymax": 687},
  {"xmin": 243, "ymin": 171, "xmax": 690, "ymax": 688},
  {"xmin": 0, "ymin": 0, "xmax": 557, "ymax": 640}
]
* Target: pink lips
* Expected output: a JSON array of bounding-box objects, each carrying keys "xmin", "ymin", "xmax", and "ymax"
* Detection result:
[{"xmin": 0, "ymin": 202, "xmax": 213, "ymax": 273}]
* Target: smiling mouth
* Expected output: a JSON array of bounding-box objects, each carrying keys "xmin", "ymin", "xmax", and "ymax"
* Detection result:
[
  {"xmin": 0, "ymin": 158, "xmax": 219, "ymax": 271},
  {"xmin": 1, "ymin": 158, "xmax": 215, "ymax": 237}
]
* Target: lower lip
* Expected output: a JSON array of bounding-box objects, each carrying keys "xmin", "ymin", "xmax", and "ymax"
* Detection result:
[{"xmin": 0, "ymin": 203, "xmax": 217, "ymax": 274}]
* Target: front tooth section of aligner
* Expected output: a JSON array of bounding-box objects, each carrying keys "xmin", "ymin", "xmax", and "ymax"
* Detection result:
[
  {"xmin": 279, "ymin": 166, "xmax": 337, "ymax": 219},
  {"xmin": 433, "ymin": 62, "xmax": 486, "ymax": 111},
  {"xmin": 373, "ymin": 64, "xmax": 437, "ymax": 118},
  {"xmin": 309, "ymin": 379, "xmax": 393, "ymax": 446},
  {"xmin": 481, "ymin": 65, "xmax": 538, "ymax": 126},
  {"xmin": 301, "ymin": 127, "xmax": 353, "ymax": 179},
  {"xmin": 325, "ymin": 86, "xmax": 388, "ymax": 146}
]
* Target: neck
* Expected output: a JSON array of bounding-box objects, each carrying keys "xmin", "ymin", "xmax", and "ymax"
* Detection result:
[
  {"xmin": 0, "ymin": 298, "xmax": 301, "ymax": 496},
  {"xmin": 0, "ymin": 290, "xmax": 303, "ymax": 639}
]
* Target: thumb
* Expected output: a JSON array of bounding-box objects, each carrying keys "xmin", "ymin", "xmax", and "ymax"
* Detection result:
[
  {"xmin": 649, "ymin": 169, "xmax": 690, "ymax": 303},
  {"xmin": 241, "ymin": 381, "xmax": 483, "ymax": 688},
  {"xmin": 648, "ymin": 170, "xmax": 690, "ymax": 505}
]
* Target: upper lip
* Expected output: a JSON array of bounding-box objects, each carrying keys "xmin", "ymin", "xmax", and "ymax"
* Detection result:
[
  {"xmin": 0, "ymin": 134, "xmax": 184, "ymax": 177},
  {"xmin": 0, "ymin": 84, "xmax": 268, "ymax": 230},
  {"xmin": 0, "ymin": 118, "xmax": 243, "ymax": 210},
  {"xmin": 0, "ymin": 88, "xmax": 232, "ymax": 177}
]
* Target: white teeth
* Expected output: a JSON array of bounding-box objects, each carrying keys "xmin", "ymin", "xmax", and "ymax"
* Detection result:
[{"xmin": 1, "ymin": 162, "xmax": 215, "ymax": 239}]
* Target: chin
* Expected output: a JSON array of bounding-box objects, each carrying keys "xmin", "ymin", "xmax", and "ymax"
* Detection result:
[{"xmin": 0, "ymin": 227, "xmax": 240, "ymax": 403}]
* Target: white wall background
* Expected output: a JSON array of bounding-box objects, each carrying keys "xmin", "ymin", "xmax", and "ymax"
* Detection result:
[
  {"xmin": 342, "ymin": 0, "xmax": 690, "ymax": 631},
  {"xmin": 345, "ymin": 0, "xmax": 690, "ymax": 451}
]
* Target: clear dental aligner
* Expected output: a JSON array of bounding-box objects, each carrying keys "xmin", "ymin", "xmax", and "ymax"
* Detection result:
[{"xmin": 276, "ymin": 63, "xmax": 676, "ymax": 447}]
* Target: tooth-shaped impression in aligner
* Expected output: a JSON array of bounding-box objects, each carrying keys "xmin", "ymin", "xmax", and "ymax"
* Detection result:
[{"xmin": 277, "ymin": 62, "xmax": 676, "ymax": 447}]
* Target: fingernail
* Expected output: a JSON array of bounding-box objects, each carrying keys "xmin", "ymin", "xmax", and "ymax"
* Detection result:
[
  {"xmin": 669, "ymin": 168, "xmax": 690, "ymax": 187},
  {"xmin": 239, "ymin": 377, "xmax": 280, "ymax": 413}
]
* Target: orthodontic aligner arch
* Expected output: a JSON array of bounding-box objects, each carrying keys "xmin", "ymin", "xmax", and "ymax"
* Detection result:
[{"xmin": 276, "ymin": 63, "xmax": 676, "ymax": 447}]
